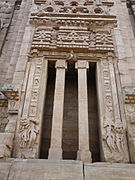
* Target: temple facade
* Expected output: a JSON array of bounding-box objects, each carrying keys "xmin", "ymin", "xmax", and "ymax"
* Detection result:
[{"xmin": 1, "ymin": 0, "xmax": 135, "ymax": 179}]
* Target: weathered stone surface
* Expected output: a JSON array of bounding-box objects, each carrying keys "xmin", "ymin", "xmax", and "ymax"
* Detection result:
[
  {"xmin": 0, "ymin": 161, "xmax": 11, "ymax": 180},
  {"xmin": 8, "ymin": 159, "xmax": 83, "ymax": 180},
  {"xmin": 84, "ymin": 162, "xmax": 135, "ymax": 180},
  {"xmin": 1, "ymin": 0, "xmax": 135, "ymax": 179}
]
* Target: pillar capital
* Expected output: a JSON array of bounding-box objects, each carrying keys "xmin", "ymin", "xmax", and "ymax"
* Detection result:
[
  {"xmin": 75, "ymin": 60, "xmax": 89, "ymax": 69},
  {"xmin": 55, "ymin": 60, "xmax": 67, "ymax": 69}
]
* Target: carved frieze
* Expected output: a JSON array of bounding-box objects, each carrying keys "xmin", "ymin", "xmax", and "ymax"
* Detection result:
[
  {"xmin": 32, "ymin": 0, "xmax": 113, "ymax": 15},
  {"xmin": 31, "ymin": 27, "xmax": 114, "ymax": 52},
  {"xmin": 30, "ymin": 0, "xmax": 116, "ymax": 28}
]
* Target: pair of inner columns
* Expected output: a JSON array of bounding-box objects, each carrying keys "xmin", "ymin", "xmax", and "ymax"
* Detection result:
[{"xmin": 48, "ymin": 60, "xmax": 92, "ymax": 162}]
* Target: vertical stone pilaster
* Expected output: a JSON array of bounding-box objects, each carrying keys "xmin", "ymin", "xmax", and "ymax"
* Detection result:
[
  {"xmin": 48, "ymin": 60, "xmax": 67, "ymax": 160},
  {"xmin": 97, "ymin": 57, "xmax": 129, "ymax": 163},
  {"xmin": 75, "ymin": 61, "xmax": 92, "ymax": 162},
  {"xmin": 123, "ymin": 86, "xmax": 135, "ymax": 163},
  {"xmin": 15, "ymin": 57, "xmax": 48, "ymax": 158}
]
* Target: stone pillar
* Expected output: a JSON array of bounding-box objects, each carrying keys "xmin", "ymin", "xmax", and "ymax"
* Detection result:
[
  {"xmin": 75, "ymin": 61, "xmax": 92, "ymax": 162},
  {"xmin": 48, "ymin": 60, "xmax": 67, "ymax": 160}
]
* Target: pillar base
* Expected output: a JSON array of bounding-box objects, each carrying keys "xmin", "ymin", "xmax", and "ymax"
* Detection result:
[
  {"xmin": 77, "ymin": 149, "xmax": 92, "ymax": 162},
  {"xmin": 48, "ymin": 147, "xmax": 62, "ymax": 160}
]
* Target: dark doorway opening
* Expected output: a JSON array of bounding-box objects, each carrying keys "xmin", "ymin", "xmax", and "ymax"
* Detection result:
[
  {"xmin": 87, "ymin": 62, "xmax": 100, "ymax": 162},
  {"xmin": 62, "ymin": 62, "xmax": 78, "ymax": 160},
  {"xmin": 40, "ymin": 61, "xmax": 56, "ymax": 159}
]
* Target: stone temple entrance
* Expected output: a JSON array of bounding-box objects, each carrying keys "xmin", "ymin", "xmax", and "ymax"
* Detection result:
[{"xmin": 40, "ymin": 61, "xmax": 100, "ymax": 162}]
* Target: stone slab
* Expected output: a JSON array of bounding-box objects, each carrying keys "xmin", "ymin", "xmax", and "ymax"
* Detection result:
[
  {"xmin": 84, "ymin": 162, "xmax": 135, "ymax": 180},
  {"xmin": 8, "ymin": 159, "xmax": 83, "ymax": 180},
  {"xmin": 0, "ymin": 162, "xmax": 12, "ymax": 180}
]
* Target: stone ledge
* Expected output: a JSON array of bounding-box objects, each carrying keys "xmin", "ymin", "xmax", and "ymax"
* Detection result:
[{"xmin": 0, "ymin": 159, "xmax": 135, "ymax": 180}]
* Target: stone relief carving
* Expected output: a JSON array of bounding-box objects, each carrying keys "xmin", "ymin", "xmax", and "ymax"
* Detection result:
[
  {"xmin": 19, "ymin": 118, "xmax": 39, "ymax": 149},
  {"xmin": 30, "ymin": 0, "xmax": 116, "ymax": 27},
  {"xmin": 123, "ymin": 86, "xmax": 135, "ymax": 162},
  {"xmin": 0, "ymin": 1, "xmax": 13, "ymax": 28},
  {"xmin": 103, "ymin": 121, "xmax": 125, "ymax": 154},
  {"xmin": 123, "ymin": 86, "xmax": 135, "ymax": 123},
  {"xmin": 31, "ymin": 27, "xmax": 114, "ymax": 52},
  {"xmin": 17, "ymin": 58, "xmax": 44, "ymax": 158},
  {"xmin": 32, "ymin": 0, "xmax": 113, "ymax": 15},
  {"xmin": 101, "ymin": 59, "xmax": 128, "ymax": 162}
]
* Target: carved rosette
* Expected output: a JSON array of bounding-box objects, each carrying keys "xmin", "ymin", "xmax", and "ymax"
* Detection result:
[
  {"xmin": 100, "ymin": 58, "xmax": 129, "ymax": 162},
  {"xmin": 18, "ymin": 58, "xmax": 44, "ymax": 158}
]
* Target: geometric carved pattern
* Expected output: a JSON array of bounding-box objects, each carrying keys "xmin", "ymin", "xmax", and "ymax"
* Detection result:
[
  {"xmin": 33, "ymin": 0, "xmax": 114, "ymax": 15},
  {"xmin": 31, "ymin": 28, "xmax": 114, "ymax": 52}
]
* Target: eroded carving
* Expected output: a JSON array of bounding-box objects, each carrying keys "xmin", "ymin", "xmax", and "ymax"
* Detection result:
[
  {"xmin": 32, "ymin": 0, "xmax": 113, "ymax": 15},
  {"xmin": 17, "ymin": 58, "xmax": 44, "ymax": 158},
  {"xmin": 31, "ymin": 28, "xmax": 114, "ymax": 52},
  {"xmin": 101, "ymin": 59, "xmax": 128, "ymax": 162},
  {"xmin": 103, "ymin": 121, "xmax": 125, "ymax": 154},
  {"xmin": 19, "ymin": 118, "xmax": 39, "ymax": 149}
]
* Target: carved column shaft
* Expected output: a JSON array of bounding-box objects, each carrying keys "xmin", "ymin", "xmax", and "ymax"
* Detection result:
[
  {"xmin": 49, "ymin": 60, "xmax": 67, "ymax": 160},
  {"xmin": 76, "ymin": 61, "xmax": 92, "ymax": 162}
]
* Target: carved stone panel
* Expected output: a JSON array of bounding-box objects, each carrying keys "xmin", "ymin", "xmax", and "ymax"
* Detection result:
[
  {"xmin": 16, "ymin": 58, "xmax": 48, "ymax": 158},
  {"xmin": 123, "ymin": 86, "xmax": 135, "ymax": 162},
  {"xmin": 97, "ymin": 58, "xmax": 129, "ymax": 162},
  {"xmin": 31, "ymin": 27, "xmax": 114, "ymax": 52}
]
